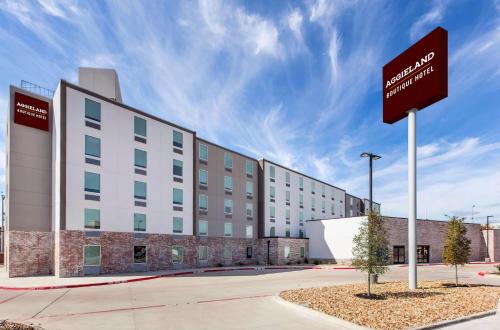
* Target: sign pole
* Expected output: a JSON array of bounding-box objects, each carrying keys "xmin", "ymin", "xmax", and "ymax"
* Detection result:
[{"xmin": 408, "ymin": 108, "xmax": 417, "ymax": 290}]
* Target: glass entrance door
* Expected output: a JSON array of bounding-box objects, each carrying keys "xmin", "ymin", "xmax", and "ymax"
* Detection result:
[
  {"xmin": 393, "ymin": 246, "xmax": 405, "ymax": 264},
  {"xmin": 417, "ymin": 245, "xmax": 430, "ymax": 263}
]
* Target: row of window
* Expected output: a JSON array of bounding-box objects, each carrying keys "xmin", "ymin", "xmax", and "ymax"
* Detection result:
[
  {"xmin": 269, "ymin": 165, "xmax": 342, "ymax": 197},
  {"xmin": 83, "ymin": 244, "xmax": 255, "ymax": 266},
  {"xmin": 85, "ymin": 135, "xmax": 185, "ymax": 175},
  {"xmin": 84, "ymin": 172, "xmax": 185, "ymax": 205},
  {"xmin": 85, "ymin": 208, "xmax": 253, "ymax": 237},
  {"xmin": 199, "ymin": 170, "xmax": 254, "ymax": 196},
  {"xmin": 198, "ymin": 195, "xmax": 254, "ymax": 217},
  {"xmin": 84, "ymin": 244, "xmax": 304, "ymax": 267},
  {"xmin": 198, "ymin": 144, "xmax": 254, "ymax": 176},
  {"xmin": 85, "ymin": 98, "xmax": 185, "ymax": 149},
  {"xmin": 268, "ymin": 226, "xmax": 305, "ymax": 239}
]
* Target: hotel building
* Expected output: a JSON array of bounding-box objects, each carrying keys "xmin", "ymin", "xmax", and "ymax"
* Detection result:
[{"xmin": 6, "ymin": 68, "xmax": 380, "ymax": 277}]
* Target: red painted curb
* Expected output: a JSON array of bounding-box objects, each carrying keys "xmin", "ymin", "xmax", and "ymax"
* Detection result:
[
  {"xmin": 478, "ymin": 272, "xmax": 486, "ymax": 276},
  {"xmin": 333, "ymin": 267, "xmax": 356, "ymax": 270},
  {"xmin": 0, "ymin": 266, "xmax": 323, "ymax": 291}
]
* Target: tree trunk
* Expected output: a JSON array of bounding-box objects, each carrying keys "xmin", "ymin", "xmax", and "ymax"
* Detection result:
[
  {"xmin": 368, "ymin": 272, "xmax": 371, "ymax": 296},
  {"xmin": 455, "ymin": 264, "xmax": 458, "ymax": 287}
]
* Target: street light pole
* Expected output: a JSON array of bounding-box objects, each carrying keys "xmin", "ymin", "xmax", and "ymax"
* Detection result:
[
  {"xmin": 360, "ymin": 152, "xmax": 381, "ymax": 216},
  {"xmin": 486, "ymin": 216, "xmax": 493, "ymax": 261}
]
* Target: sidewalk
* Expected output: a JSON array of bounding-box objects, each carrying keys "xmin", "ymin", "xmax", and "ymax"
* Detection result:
[{"xmin": 0, "ymin": 265, "xmax": 336, "ymax": 290}]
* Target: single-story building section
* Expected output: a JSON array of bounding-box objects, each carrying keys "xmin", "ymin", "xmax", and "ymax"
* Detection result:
[{"xmin": 306, "ymin": 216, "xmax": 499, "ymax": 264}]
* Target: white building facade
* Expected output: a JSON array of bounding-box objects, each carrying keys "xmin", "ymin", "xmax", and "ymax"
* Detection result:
[{"xmin": 259, "ymin": 159, "xmax": 345, "ymax": 238}]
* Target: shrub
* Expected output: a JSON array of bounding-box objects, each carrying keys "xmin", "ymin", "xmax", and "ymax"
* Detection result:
[
  {"xmin": 216, "ymin": 262, "xmax": 224, "ymax": 267},
  {"xmin": 496, "ymin": 264, "xmax": 500, "ymax": 272}
]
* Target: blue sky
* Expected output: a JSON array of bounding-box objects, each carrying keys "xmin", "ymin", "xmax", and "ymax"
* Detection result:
[{"xmin": 1, "ymin": 0, "xmax": 499, "ymax": 223}]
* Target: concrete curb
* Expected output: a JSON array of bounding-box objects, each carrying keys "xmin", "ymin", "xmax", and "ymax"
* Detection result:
[
  {"xmin": 409, "ymin": 309, "xmax": 497, "ymax": 330},
  {"xmin": 273, "ymin": 295, "xmax": 371, "ymax": 329},
  {"xmin": 0, "ymin": 265, "xmax": 324, "ymax": 291}
]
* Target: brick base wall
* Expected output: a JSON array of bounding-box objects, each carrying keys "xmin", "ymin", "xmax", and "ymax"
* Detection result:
[
  {"xmin": 258, "ymin": 238, "xmax": 309, "ymax": 265},
  {"xmin": 385, "ymin": 218, "xmax": 485, "ymax": 263},
  {"xmin": 7, "ymin": 231, "xmax": 53, "ymax": 277},
  {"xmin": 56, "ymin": 230, "xmax": 265, "ymax": 277}
]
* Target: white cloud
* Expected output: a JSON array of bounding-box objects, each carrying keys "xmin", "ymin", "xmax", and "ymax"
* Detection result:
[
  {"xmin": 340, "ymin": 137, "xmax": 500, "ymax": 222},
  {"xmin": 410, "ymin": 0, "xmax": 449, "ymax": 41},
  {"xmin": 287, "ymin": 8, "xmax": 303, "ymax": 42},
  {"xmin": 328, "ymin": 29, "xmax": 342, "ymax": 84},
  {"xmin": 309, "ymin": 0, "xmax": 335, "ymax": 23}
]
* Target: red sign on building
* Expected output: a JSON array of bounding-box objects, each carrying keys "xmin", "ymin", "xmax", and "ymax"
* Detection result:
[
  {"xmin": 13, "ymin": 92, "xmax": 50, "ymax": 131},
  {"xmin": 383, "ymin": 27, "xmax": 448, "ymax": 124}
]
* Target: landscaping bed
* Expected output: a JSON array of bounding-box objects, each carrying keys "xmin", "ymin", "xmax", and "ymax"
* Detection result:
[
  {"xmin": 280, "ymin": 281, "xmax": 500, "ymax": 330},
  {"xmin": 0, "ymin": 320, "xmax": 42, "ymax": 330}
]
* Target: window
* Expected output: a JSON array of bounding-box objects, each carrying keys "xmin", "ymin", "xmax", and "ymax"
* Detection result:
[
  {"xmin": 223, "ymin": 246, "xmax": 232, "ymax": 259},
  {"xmin": 84, "ymin": 208, "xmax": 100, "ymax": 229},
  {"xmin": 269, "ymin": 166, "xmax": 275, "ymax": 179},
  {"xmin": 224, "ymin": 153, "xmax": 233, "ymax": 169},
  {"xmin": 173, "ymin": 188, "xmax": 183, "ymax": 205},
  {"xmin": 270, "ymin": 206, "xmax": 275, "ymax": 220},
  {"xmin": 284, "ymin": 246, "xmax": 290, "ymax": 259},
  {"xmin": 224, "ymin": 199, "xmax": 233, "ymax": 214},
  {"xmin": 134, "ymin": 116, "xmax": 147, "ymax": 137},
  {"xmin": 286, "ymin": 191, "xmax": 290, "ymax": 203},
  {"xmin": 172, "ymin": 246, "xmax": 184, "ymax": 263},
  {"xmin": 199, "ymin": 194, "xmax": 208, "ymax": 211},
  {"xmin": 173, "ymin": 217, "xmax": 183, "ymax": 233},
  {"xmin": 173, "ymin": 159, "xmax": 183, "ymax": 176},
  {"xmin": 173, "ymin": 130, "xmax": 183, "ymax": 148},
  {"xmin": 246, "ymin": 181, "xmax": 253, "ymax": 197},
  {"xmin": 285, "ymin": 228, "xmax": 290, "ymax": 238},
  {"xmin": 311, "ymin": 181, "xmax": 316, "ymax": 193},
  {"xmin": 286, "ymin": 209, "xmax": 290, "ymax": 221},
  {"xmin": 224, "ymin": 176, "xmax": 232, "ymax": 192},
  {"xmin": 85, "ymin": 98, "xmax": 101, "ymax": 122},
  {"xmin": 246, "ymin": 160, "xmax": 253, "ymax": 175},
  {"xmin": 311, "ymin": 197, "xmax": 316, "ymax": 208},
  {"xmin": 83, "ymin": 245, "xmax": 101, "ymax": 266},
  {"xmin": 270, "ymin": 186, "xmax": 276, "ymax": 200},
  {"xmin": 134, "ymin": 181, "xmax": 147, "ymax": 200},
  {"xmin": 246, "ymin": 225, "xmax": 253, "ymax": 238},
  {"xmin": 198, "ymin": 220, "xmax": 208, "ymax": 236},
  {"xmin": 299, "ymin": 194, "xmax": 304, "ymax": 207},
  {"xmin": 299, "ymin": 211, "xmax": 304, "ymax": 224},
  {"xmin": 84, "ymin": 172, "xmax": 100, "ymax": 193},
  {"xmin": 285, "ymin": 172, "xmax": 290, "ymax": 185},
  {"xmin": 331, "ymin": 204, "xmax": 335, "ymax": 214},
  {"xmin": 246, "ymin": 247, "xmax": 252, "ymax": 259},
  {"xmin": 134, "ymin": 213, "xmax": 146, "ymax": 231},
  {"xmin": 299, "ymin": 229, "xmax": 304, "ymax": 238},
  {"xmin": 134, "ymin": 246, "xmax": 146, "ymax": 264},
  {"xmin": 299, "ymin": 177, "xmax": 304, "ymax": 189},
  {"xmin": 198, "ymin": 246, "xmax": 208, "ymax": 261},
  {"xmin": 224, "ymin": 223, "xmax": 232, "ymax": 237},
  {"xmin": 322, "ymin": 200, "xmax": 326, "ymax": 212},
  {"xmin": 270, "ymin": 226, "xmax": 275, "ymax": 237},
  {"xmin": 85, "ymin": 135, "xmax": 100, "ymax": 158},
  {"xmin": 199, "ymin": 144, "xmax": 208, "ymax": 161},
  {"xmin": 135, "ymin": 149, "xmax": 147, "ymax": 168},
  {"xmin": 300, "ymin": 247, "xmax": 305, "ymax": 258},
  {"xmin": 322, "ymin": 185, "xmax": 326, "ymax": 196},
  {"xmin": 246, "ymin": 203, "xmax": 253, "ymax": 217},
  {"xmin": 199, "ymin": 169, "xmax": 208, "ymax": 186}
]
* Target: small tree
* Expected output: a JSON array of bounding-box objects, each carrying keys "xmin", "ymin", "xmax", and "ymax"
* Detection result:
[
  {"xmin": 352, "ymin": 214, "xmax": 390, "ymax": 296},
  {"xmin": 443, "ymin": 216, "xmax": 471, "ymax": 286}
]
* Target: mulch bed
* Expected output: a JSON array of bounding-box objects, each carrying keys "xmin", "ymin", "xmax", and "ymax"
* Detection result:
[
  {"xmin": 280, "ymin": 281, "xmax": 500, "ymax": 330},
  {"xmin": 0, "ymin": 320, "xmax": 42, "ymax": 330}
]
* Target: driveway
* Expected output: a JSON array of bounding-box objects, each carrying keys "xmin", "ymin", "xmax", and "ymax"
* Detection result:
[{"xmin": 0, "ymin": 264, "xmax": 498, "ymax": 329}]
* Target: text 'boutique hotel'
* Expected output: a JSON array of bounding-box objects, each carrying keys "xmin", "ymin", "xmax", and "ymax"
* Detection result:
[{"xmin": 6, "ymin": 68, "xmax": 377, "ymax": 277}]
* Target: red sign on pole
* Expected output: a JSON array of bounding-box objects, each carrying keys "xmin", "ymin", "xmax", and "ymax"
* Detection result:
[
  {"xmin": 14, "ymin": 92, "xmax": 50, "ymax": 131},
  {"xmin": 383, "ymin": 27, "xmax": 448, "ymax": 124}
]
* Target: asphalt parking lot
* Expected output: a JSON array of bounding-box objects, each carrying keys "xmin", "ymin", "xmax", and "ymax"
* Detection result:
[{"xmin": 0, "ymin": 264, "xmax": 498, "ymax": 330}]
